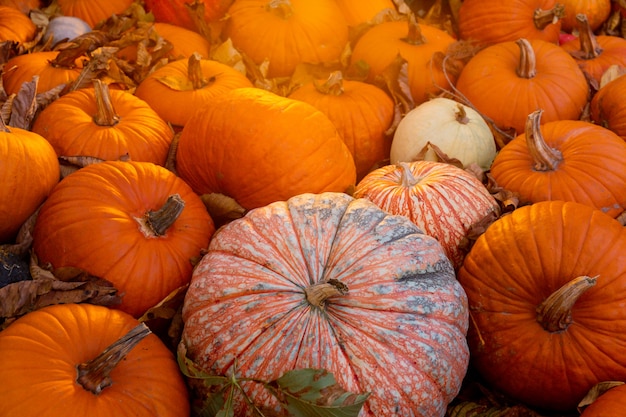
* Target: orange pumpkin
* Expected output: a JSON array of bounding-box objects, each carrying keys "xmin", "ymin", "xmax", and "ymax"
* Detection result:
[
  {"xmin": 458, "ymin": 200, "xmax": 626, "ymax": 411},
  {"xmin": 590, "ymin": 73, "xmax": 626, "ymax": 140},
  {"xmin": 56, "ymin": 0, "xmax": 134, "ymax": 28},
  {"xmin": 134, "ymin": 53, "xmax": 253, "ymax": 129},
  {"xmin": 181, "ymin": 192, "xmax": 469, "ymax": 416},
  {"xmin": 353, "ymin": 161, "xmax": 500, "ymax": 269},
  {"xmin": 32, "ymin": 80, "xmax": 173, "ymax": 166},
  {"xmin": 490, "ymin": 109, "xmax": 626, "ymax": 218},
  {"xmin": 560, "ymin": 0, "xmax": 611, "ymax": 32},
  {"xmin": 334, "ymin": 0, "xmax": 396, "ymax": 26},
  {"xmin": 144, "ymin": 0, "xmax": 233, "ymax": 32},
  {"xmin": 581, "ymin": 383, "xmax": 626, "ymax": 416},
  {"xmin": 32, "ymin": 160, "xmax": 215, "ymax": 317},
  {"xmin": 2, "ymin": 50, "xmax": 85, "ymax": 95},
  {"xmin": 224, "ymin": 0, "xmax": 349, "ymax": 78},
  {"xmin": 0, "ymin": 118, "xmax": 59, "ymax": 243},
  {"xmin": 458, "ymin": 0, "xmax": 564, "ymax": 47},
  {"xmin": 288, "ymin": 71, "xmax": 395, "ymax": 181},
  {"xmin": 175, "ymin": 87, "xmax": 357, "ymax": 211},
  {"xmin": 0, "ymin": 5, "xmax": 36, "ymax": 44},
  {"xmin": 455, "ymin": 38, "xmax": 589, "ymax": 136},
  {"xmin": 0, "ymin": 303, "xmax": 190, "ymax": 416},
  {"xmin": 0, "ymin": 0, "xmax": 40, "ymax": 13},
  {"xmin": 349, "ymin": 16, "xmax": 457, "ymax": 105}
]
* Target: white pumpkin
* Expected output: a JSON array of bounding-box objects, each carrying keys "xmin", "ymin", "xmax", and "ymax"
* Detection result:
[{"xmin": 390, "ymin": 97, "xmax": 496, "ymax": 170}]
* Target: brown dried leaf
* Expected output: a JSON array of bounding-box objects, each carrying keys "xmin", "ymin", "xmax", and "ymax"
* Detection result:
[
  {"xmin": 578, "ymin": 381, "xmax": 625, "ymax": 411},
  {"xmin": 200, "ymin": 192, "xmax": 246, "ymax": 227},
  {"xmin": 59, "ymin": 153, "xmax": 130, "ymax": 178},
  {"xmin": 165, "ymin": 132, "xmax": 180, "ymax": 174},
  {"xmin": 139, "ymin": 284, "xmax": 189, "ymax": 348},
  {"xmin": 376, "ymin": 53, "xmax": 415, "ymax": 116},
  {"xmin": 484, "ymin": 172, "xmax": 522, "ymax": 214}
]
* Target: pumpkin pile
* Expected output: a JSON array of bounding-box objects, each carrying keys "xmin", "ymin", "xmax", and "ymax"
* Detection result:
[{"xmin": 2, "ymin": 0, "xmax": 626, "ymax": 416}]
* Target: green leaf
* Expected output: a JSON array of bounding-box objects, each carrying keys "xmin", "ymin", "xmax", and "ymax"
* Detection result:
[
  {"xmin": 177, "ymin": 343, "xmax": 228, "ymax": 386},
  {"xmin": 267, "ymin": 368, "xmax": 370, "ymax": 417}
]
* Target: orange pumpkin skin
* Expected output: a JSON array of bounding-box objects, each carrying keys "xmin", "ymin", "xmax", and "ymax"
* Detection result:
[
  {"xmin": 334, "ymin": 0, "xmax": 396, "ymax": 26},
  {"xmin": 581, "ymin": 384, "xmax": 626, "ymax": 416},
  {"xmin": 457, "ymin": 200, "xmax": 626, "ymax": 412},
  {"xmin": 590, "ymin": 74, "xmax": 626, "ymax": 140},
  {"xmin": 0, "ymin": 303, "xmax": 190, "ymax": 417},
  {"xmin": 32, "ymin": 161, "xmax": 215, "ymax": 318},
  {"xmin": 288, "ymin": 74, "xmax": 395, "ymax": 181},
  {"xmin": 560, "ymin": 0, "xmax": 611, "ymax": 32},
  {"xmin": 455, "ymin": 38, "xmax": 588, "ymax": 135},
  {"xmin": 0, "ymin": 0, "xmax": 40, "ymax": 13},
  {"xmin": 144, "ymin": 0, "xmax": 232, "ymax": 32},
  {"xmin": 224, "ymin": 0, "xmax": 349, "ymax": 78},
  {"xmin": 181, "ymin": 192, "xmax": 469, "ymax": 417},
  {"xmin": 32, "ymin": 85, "xmax": 173, "ymax": 165},
  {"xmin": 0, "ymin": 5, "xmax": 36, "ymax": 43},
  {"xmin": 353, "ymin": 161, "xmax": 500, "ymax": 270},
  {"xmin": 2, "ymin": 51, "xmax": 84, "ymax": 95},
  {"xmin": 350, "ymin": 20, "xmax": 456, "ymax": 105},
  {"xmin": 490, "ymin": 117, "xmax": 626, "ymax": 218},
  {"xmin": 0, "ymin": 126, "xmax": 59, "ymax": 243},
  {"xmin": 56, "ymin": 0, "xmax": 134, "ymax": 28},
  {"xmin": 175, "ymin": 87, "xmax": 357, "ymax": 210},
  {"xmin": 458, "ymin": 0, "xmax": 563, "ymax": 46},
  {"xmin": 135, "ymin": 57, "xmax": 253, "ymax": 128}
]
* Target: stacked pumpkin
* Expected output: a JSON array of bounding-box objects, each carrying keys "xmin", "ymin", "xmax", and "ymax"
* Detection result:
[{"xmin": 2, "ymin": 0, "xmax": 626, "ymax": 415}]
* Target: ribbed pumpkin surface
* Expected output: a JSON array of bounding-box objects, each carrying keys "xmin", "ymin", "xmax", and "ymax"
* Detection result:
[{"xmin": 181, "ymin": 192, "xmax": 469, "ymax": 417}]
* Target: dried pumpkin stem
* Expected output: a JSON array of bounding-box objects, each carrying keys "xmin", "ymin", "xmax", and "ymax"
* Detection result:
[
  {"xmin": 305, "ymin": 279, "xmax": 348, "ymax": 308},
  {"xmin": 188, "ymin": 52, "xmax": 215, "ymax": 90},
  {"xmin": 404, "ymin": 13, "xmax": 426, "ymax": 45},
  {"xmin": 397, "ymin": 161, "xmax": 419, "ymax": 187},
  {"xmin": 0, "ymin": 116, "xmax": 10, "ymax": 133},
  {"xmin": 144, "ymin": 194, "xmax": 186, "ymax": 236},
  {"xmin": 536, "ymin": 275, "xmax": 597, "ymax": 332},
  {"xmin": 314, "ymin": 71, "xmax": 344, "ymax": 96},
  {"xmin": 575, "ymin": 14, "xmax": 603, "ymax": 59},
  {"xmin": 533, "ymin": 4, "xmax": 565, "ymax": 30},
  {"xmin": 455, "ymin": 103, "xmax": 469, "ymax": 124},
  {"xmin": 76, "ymin": 323, "xmax": 152, "ymax": 394},
  {"xmin": 516, "ymin": 38, "xmax": 537, "ymax": 79},
  {"xmin": 526, "ymin": 109, "xmax": 562, "ymax": 171},
  {"xmin": 266, "ymin": 0, "xmax": 293, "ymax": 19},
  {"xmin": 92, "ymin": 79, "xmax": 120, "ymax": 127}
]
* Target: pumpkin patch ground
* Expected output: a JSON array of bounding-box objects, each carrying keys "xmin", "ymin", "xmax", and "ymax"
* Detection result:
[{"xmin": 2, "ymin": 0, "xmax": 626, "ymax": 416}]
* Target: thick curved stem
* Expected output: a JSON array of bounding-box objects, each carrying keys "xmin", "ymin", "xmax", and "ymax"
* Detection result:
[
  {"xmin": 397, "ymin": 161, "xmax": 419, "ymax": 187},
  {"xmin": 455, "ymin": 103, "xmax": 469, "ymax": 124},
  {"xmin": 534, "ymin": 4, "xmax": 565, "ymax": 30},
  {"xmin": 305, "ymin": 279, "xmax": 348, "ymax": 308},
  {"xmin": 92, "ymin": 79, "xmax": 120, "ymax": 127},
  {"xmin": 575, "ymin": 14, "xmax": 603, "ymax": 60},
  {"xmin": 135, "ymin": 194, "xmax": 186, "ymax": 237},
  {"xmin": 313, "ymin": 71, "xmax": 344, "ymax": 96},
  {"xmin": 525, "ymin": 109, "xmax": 562, "ymax": 171},
  {"xmin": 516, "ymin": 38, "xmax": 537, "ymax": 79},
  {"xmin": 188, "ymin": 52, "xmax": 215, "ymax": 90},
  {"xmin": 403, "ymin": 13, "xmax": 426, "ymax": 46},
  {"xmin": 536, "ymin": 275, "xmax": 597, "ymax": 332}
]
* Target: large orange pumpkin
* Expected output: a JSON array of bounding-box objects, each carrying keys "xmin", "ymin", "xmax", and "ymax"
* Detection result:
[
  {"xmin": 590, "ymin": 73, "xmax": 626, "ymax": 140},
  {"xmin": 32, "ymin": 160, "xmax": 215, "ymax": 318},
  {"xmin": 175, "ymin": 87, "xmax": 357, "ymax": 211},
  {"xmin": 0, "ymin": 303, "xmax": 190, "ymax": 417},
  {"xmin": 559, "ymin": 0, "xmax": 611, "ymax": 32},
  {"xmin": 144, "ymin": 0, "xmax": 233, "ymax": 32},
  {"xmin": 0, "ymin": 5, "xmax": 36, "ymax": 44},
  {"xmin": 334, "ymin": 0, "xmax": 396, "ymax": 26},
  {"xmin": 0, "ymin": 0, "xmax": 40, "ymax": 13},
  {"xmin": 56, "ymin": 0, "xmax": 134, "ymax": 28},
  {"xmin": 181, "ymin": 192, "xmax": 469, "ymax": 417},
  {"xmin": 223, "ymin": 0, "xmax": 349, "ymax": 79},
  {"xmin": 580, "ymin": 384, "xmax": 626, "ymax": 416},
  {"xmin": 457, "ymin": 200, "xmax": 626, "ymax": 412},
  {"xmin": 0, "ymin": 118, "xmax": 59, "ymax": 243}
]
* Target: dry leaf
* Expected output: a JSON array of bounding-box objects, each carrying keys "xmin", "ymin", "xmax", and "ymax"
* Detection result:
[
  {"xmin": 577, "ymin": 381, "xmax": 625, "ymax": 411},
  {"xmin": 200, "ymin": 192, "xmax": 246, "ymax": 227}
]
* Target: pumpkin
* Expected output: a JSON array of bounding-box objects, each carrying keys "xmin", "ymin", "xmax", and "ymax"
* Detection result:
[
  {"xmin": 590, "ymin": 73, "xmax": 626, "ymax": 140},
  {"xmin": 560, "ymin": 0, "xmax": 611, "ymax": 32},
  {"xmin": 390, "ymin": 97, "xmax": 496, "ymax": 170},
  {"xmin": 580, "ymin": 383, "xmax": 626, "ymax": 416},
  {"xmin": 175, "ymin": 87, "xmax": 357, "ymax": 212},
  {"xmin": 0, "ymin": 5, "xmax": 36, "ymax": 44},
  {"xmin": 288, "ymin": 70, "xmax": 395, "ymax": 181},
  {"xmin": 350, "ymin": 15, "xmax": 456, "ymax": 105},
  {"xmin": 561, "ymin": 13, "xmax": 626, "ymax": 88},
  {"xmin": 181, "ymin": 191, "xmax": 469, "ymax": 417},
  {"xmin": 0, "ymin": 303, "xmax": 190, "ymax": 417},
  {"xmin": 223, "ymin": 0, "xmax": 349, "ymax": 79},
  {"xmin": 134, "ymin": 53, "xmax": 253, "ymax": 129},
  {"xmin": 144, "ymin": 0, "xmax": 233, "ymax": 32},
  {"xmin": 2, "ymin": 50, "xmax": 85, "ymax": 95},
  {"xmin": 455, "ymin": 38, "xmax": 589, "ymax": 136},
  {"xmin": 457, "ymin": 0, "xmax": 564, "ymax": 47},
  {"xmin": 0, "ymin": 0, "xmax": 40, "ymax": 13},
  {"xmin": 31, "ymin": 80, "xmax": 173, "ymax": 166},
  {"xmin": 32, "ymin": 160, "xmax": 215, "ymax": 318},
  {"xmin": 56, "ymin": 0, "xmax": 134, "ymax": 28},
  {"xmin": 334, "ymin": 0, "xmax": 396, "ymax": 26},
  {"xmin": 490, "ymin": 109, "xmax": 626, "ymax": 218},
  {"xmin": 457, "ymin": 200, "xmax": 626, "ymax": 412},
  {"xmin": 0, "ymin": 117, "xmax": 59, "ymax": 243},
  {"xmin": 43, "ymin": 16, "xmax": 92, "ymax": 46},
  {"xmin": 353, "ymin": 161, "xmax": 499, "ymax": 270}
]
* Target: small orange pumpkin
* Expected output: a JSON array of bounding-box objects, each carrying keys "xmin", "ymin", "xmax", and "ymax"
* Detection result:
[
  {"xmin": 144, "ymin": 0, "xmax": 233, "ymax": 32},
  {"xmin": 0, "ymin": 0, "xmax": 40, "ymax": 13},
  {"xmin": 0, "ymin": 5, "xmax": 36, "ymax": 44},
  {"xmin": 590, "ymin": 73, "xmax": 626, "ymax": 140},
  {"xmin": 559, "ymin": 0, "xmax": 611, "ymax": 32},
  {"xmin": 56, "ymin": 0, "xmax": 134, "ymax": 28},
  {"xmin": 334, "ymin": 0, "xmax": 396, "ymax": 26}
]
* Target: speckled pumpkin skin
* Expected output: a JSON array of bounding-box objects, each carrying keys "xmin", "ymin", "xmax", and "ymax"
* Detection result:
[{"xmin": 181, "ymin": 192, "xmax": 469, "ymax": 417}]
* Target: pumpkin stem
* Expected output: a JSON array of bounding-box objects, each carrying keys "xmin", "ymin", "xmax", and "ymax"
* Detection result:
[
  {"xmin": 533, "ymin": 4, "xmax": 565, "ymax": 30},
  {"xmin": 516, "ymin": 38, "xmax": 537, "ymax": 79},
  {"xmin": 397, "ymin": 161, "xmax": 419, "ymax": 187},
  {"xmin": 403, "ymin": 13, "xmax": 426, "ymax": 46},
  {"xmin": 188, "ymin": 52, "xmax": 215, "ymax": 90},
  {"xmin": 536, "ymin": 275, "xmax": 597, "ymax": 332},
  {"xmin": 574, "ymin": 14, "xmax": 603, "ymax": 60},
  {"xmin": 525, "ymin": 109, "xmax": 562, "ymax": 171},
  {"xmin": 92, "ymin": 79, "xmax": 120, "ymax": 127},
  {"xmin": 137, "ymin": 194, "xmax": 186, "ymax": 237},
  {"xmin": 313, "ymin": 71, "xmax": 344, "ymax": 96},
  {"xmin": 0, "ymin": 115, "xmax": 10, "ymax": 133},
  {"xmin": 266, "ymin": 0, "xmax": 293, "ymax": 19},
  {"xmin": 305, "ymin": 279, "xmax": 348, "ymax": 308},
  {"xmin": 455, "ymin": 103, "xmax": 469, "ymax": 124},
  {"xmin": 76, "ymin": 323, "xmax": 152, "ymax": 394}
]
